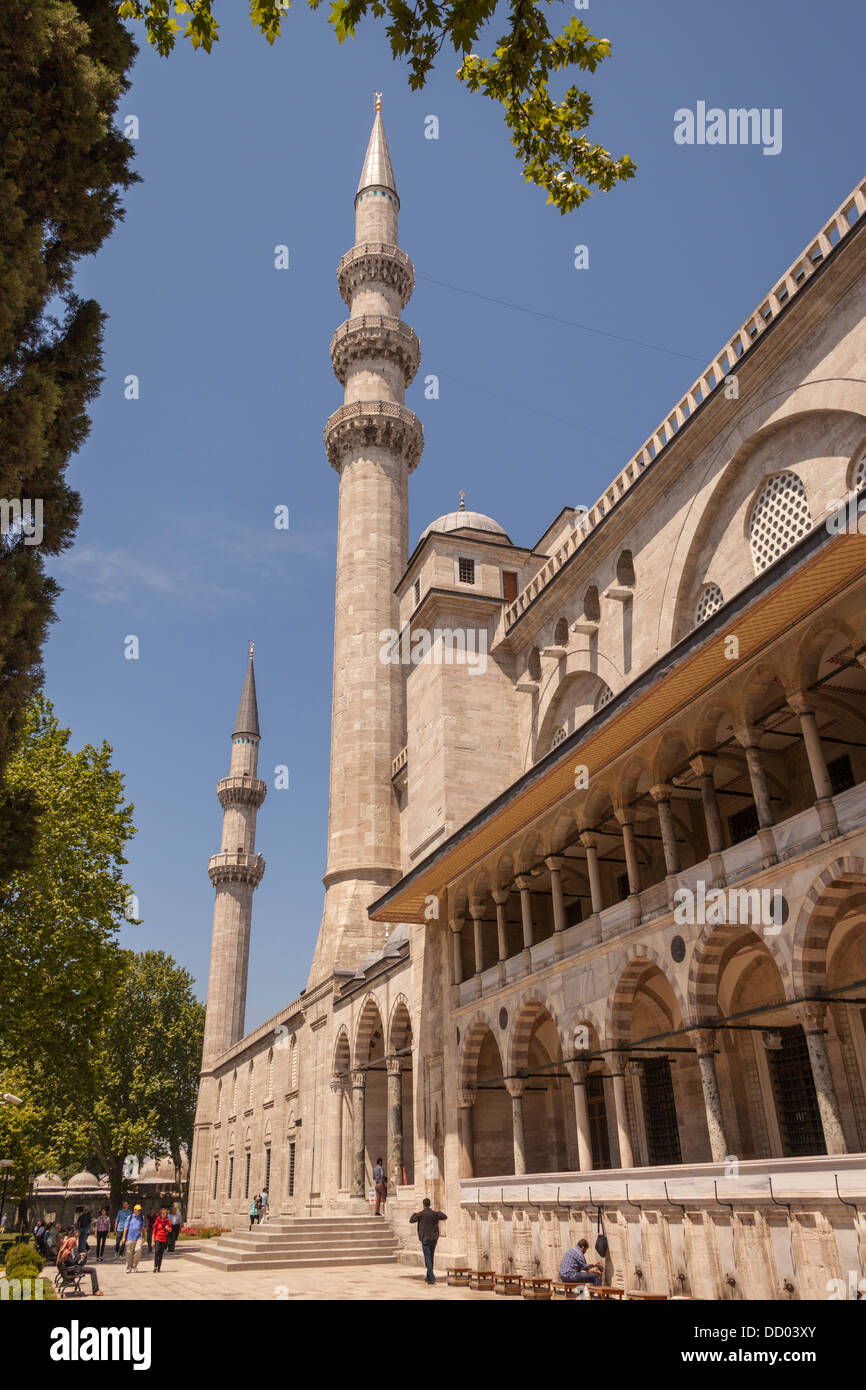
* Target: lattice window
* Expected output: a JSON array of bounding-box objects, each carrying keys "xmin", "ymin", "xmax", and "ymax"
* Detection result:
[
  {"xmin": 458, "ymin": 556, "xmax": 475, "ymax": 584},
  {"xmin": 248, "ymin": 1061, "xmax": 254, "ymax": 1108},
  {"xmin": 694, "ymin": 582, "xmax": 724, "ymax": 627},
  {"xmin": 854, "ymin": 450, "xmax": 866, "ymax": 493},
  {"xmin": 414, "ymin": 577, "xmax": 421, "ymax": 606},
  {"xmin": 595, "ymin": 684, "xmax": 613, "ymax": 711},
  {"xmin": 231, "ymin": 1071, "xmax": 237, "ymax": 1116},
  {"xmin": 290, "ymin": 1037, "xmax": 299, "ymax": 1092},
  {"xmin": 551, "ymin": 726, "xmax": 567, "ymax": 750},
  {"xmin": 748, "ymin": 471, "xmax": 812, "ymax": 573},
  {"xmin": 267, "ymin": 1049, "xmax": 274, "ymax": 1100}
]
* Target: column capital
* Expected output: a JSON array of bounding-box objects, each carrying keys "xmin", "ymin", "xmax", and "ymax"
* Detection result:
[
  {"xmin": 468, "ymin": 899, "xmax": 486, "ymax": 921},
  {"xmin": 626, "ymin": 1058, "xmax": 645, "ymax": 1077},
  {"xmin": 649, "ymin": 782, "xmax": 674, "ymax": 804},
  {"xmin": 504, "ymin": 1078, "xmax": 525, "ymax": 1099},
  {"xmin": 732, "ymin": 722, "xmax": 763, "ymax": 749},
  {"xmin": 607, "ymin": 1052, "xmax": 629, "ymax": 1077},
  {"xmin": 514, "ymin": 874, "xmax": 534, "ymax": 891},
  {"xmin": 544, "ymin": 854, "xmax": 568, "ymax": 873},
  {"xmin": 785, "ymin": 688, "xmax": 815, "ymax": 717},
  {"xmin": 793, "ymin": 1000, "xmax": 827, "ymax": 1033},
  {"xmin": 688, "ymin": 1027, "xmax": 717, "ymax": 1056},
  {"xmin": 351, "ymin": 1068, "xmax": 366, "ymax": 1089},
  {"xmin": 579, "ymin": 830, "xmax": 598, "ymax": 852},
  {"xmin": 613, "ymin": 804, "xmax": 635, "ymax": 828},
  {"xmin": 567, "ymin": 1060, "xmax": 590, "ymax": 1085},
  {"xmin": 386, "ymin": 1056, "xmax": 403, "ymax": 1078},
  {"xmin": 329, "ymin": 1074, "xmax": 347, "ymax": 1095},
  {"xmin": 690, "ymin": 753, "xmax": 717, "ymax": 779},
  {"xmin": 457, "ymin": 1087, "xmax": 477, "ymax": 1109},
  {"xmin": 449, "ymin": 916, "xmax": 465, "ymax": 934},
  {"xmin": 491, "ymin": 887, "xmax": 510, "ymax": 905}
]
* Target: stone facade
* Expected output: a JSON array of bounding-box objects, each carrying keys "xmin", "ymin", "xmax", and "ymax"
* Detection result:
[{"xmin": 189, "ymin": 109, "xmax": 866, "ymax": 1297}]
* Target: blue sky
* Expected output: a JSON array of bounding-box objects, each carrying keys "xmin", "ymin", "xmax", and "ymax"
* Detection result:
[{"xmin": 45, "ymin": 0, "xmax": 866, "ymax": 1025}]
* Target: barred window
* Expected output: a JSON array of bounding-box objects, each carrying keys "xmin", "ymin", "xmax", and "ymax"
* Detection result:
[
  {"xmin": 551, "ymin": 726, "xmax": 567, "ymax": 749},
  {"xmin": 458, "ymin": 557, "xmax": 475, "ymax": 585},
  {"xmin": 595, "ymin": 684, "xmax": 614, "ymax": 711},
  {"xmin": 267, "ymin": 1049, "xmax": 274, "ymax": 1100},
  {"xmin": 248, "ymin": 1061, "xmax": 254, "ymax": 1108},
  {"xmin": 231, "ymin": 1070, "xmax": 237, "ymax": 1116},
  {"xmin": 748, "ymin": 471, "xmax": 812, "ymax": 573},
  {"xmin": 414, "ymin": 577, "xmax": 421, "ymax": 605},
  {"xmin": 290, "ymin": 1037, "xmax": 299, "ymax": 1092},
  {"xmin": 694, "ymin": 583, "xmax": 724, "ymax": 627},
  {"xmin": 853, "ymin": 450, "xmax": 866, "ymax": 493}
]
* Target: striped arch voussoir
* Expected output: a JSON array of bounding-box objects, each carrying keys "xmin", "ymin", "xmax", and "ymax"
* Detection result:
[
  {"xmin": 506, "ymin": 992, "xmax": 565, "ymax": 1076},
  {"xmin": 605, "ymin": 945, "xmax": 689, "ymax": 1044},
  {"xmin": 791, "ymin": 857, "xmax": 866, "ymax": 997}
]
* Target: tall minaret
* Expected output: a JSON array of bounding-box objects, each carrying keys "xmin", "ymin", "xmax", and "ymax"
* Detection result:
[
  {"xmin": 201, "ymin": 646, "xmax": 267, "ymax": 1064},
  {"xmin": 309, "ymin": 97, "xmax": 422, "ymax": 984}
]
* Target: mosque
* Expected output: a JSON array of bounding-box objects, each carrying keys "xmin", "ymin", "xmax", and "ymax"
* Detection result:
[{"xmin": 187, "ymin": 102, "xmax": 866, "ymax": 1297}]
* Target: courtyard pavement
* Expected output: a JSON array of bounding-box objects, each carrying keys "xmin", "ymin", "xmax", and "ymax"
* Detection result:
[{"xmin": 42, "ymin": 1244, "xmax": 497, "ymax": 1301}]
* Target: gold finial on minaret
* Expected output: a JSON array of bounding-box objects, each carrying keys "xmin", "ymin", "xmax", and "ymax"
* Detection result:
[
  {"xmin": 249, "ymin": 641, "xmax": 255, "ymax": 659},
  {"xmin": 375, "ymin": 92, "xmax": 382, "ymax": 113},
  {"xmin": 459, "ymin": 490, "xmax": 465, "ymax": 511}
]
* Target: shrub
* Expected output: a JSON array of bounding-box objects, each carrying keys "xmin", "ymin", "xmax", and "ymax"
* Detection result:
[
  {"xmin": 178, "ymin": 1225, "xmax": 230, "ymax": 1240},
  {"xmin": 0, "ymin": 1236, "xmax": 34, "ymax": 1268},
  {"xmin": 5, "ymin": 1244, "xmax": 42, "ymax": 1278},
  {"xmin": 1, "ymin": 1275, "xmax": 56, "ymax": 1301}
]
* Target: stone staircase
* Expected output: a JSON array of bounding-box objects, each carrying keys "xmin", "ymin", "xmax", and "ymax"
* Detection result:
[{"xmin": 182, "ymin": 1216, "xmax": 399, "ymax": 1273}]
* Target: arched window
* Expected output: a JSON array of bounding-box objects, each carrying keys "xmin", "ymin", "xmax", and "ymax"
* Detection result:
[
  {"xmin": 267, "ymin": 1049, "xmax": 274, "ymax": 1100},
  {"xmin": 551, "ymin": 725, "xmax": 567, "ymax": 750},
  {"xmin": 231, "ymin": 1070, "xmax": 237, "ymax": 1116},
  {"xmin": 554, "ymin": 617, "xmax": 569, "ymax": 647},
  {"xmin": 583, "ymin": 585, "xmax": 600, "ymax": 622},
  {"xmin": 217, "ymin": 1079, "xmax": 222, "ymax": 1115},
  {"xmin": 290, "ymin": 1037, "xmax": 299, "ymax": 1092},
  {"xmin": 853, "ymin": 449, "xmax": 866, "ymax": 493},
  {"xmin": 595, "ymin": 684, "xmax": 614, "ymax": 711},
  {"xmin": 528, "ymin": 647, "xmax": 541, "ymax": 682},
  {"xmin": 748, "ymin": 471, "xmax": 812, "ymax": 573},
  {"xmin": 616, "ymin": 550, "xmax": 635, "ymax": 586},
  {"xmin": 248, "ymin": 1061, "xmax": 254, "ymax": 1108},
  {"xmin": 694, "ymin": 583, "xmax": 724, "ymax": 627}
]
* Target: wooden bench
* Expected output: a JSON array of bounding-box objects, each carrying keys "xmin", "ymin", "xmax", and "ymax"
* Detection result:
[
  {"xmin": 588, "ymin": 1284, "xmax": 625, "ymax": 1299},
  {"xmin": 552, "ymin": 1281, "xmax": 583, "ymax": 1299},
  {"xmin": 446, "ymin": 1268, "xmax": 471, "ymax": 1288},
  {"xmin": 469, "ymin": 1269, "xmax": 496, "ymax": 1291},
  {"xmin": 494, "ymin": 1273, "xmax": 523, "ymax": 1296},
  {"xmin": 626, "ymin": 1290, "xmax": 667, "ymax": 1300},
  {"xmin": 522, "ymin": 1276, "xmax": 553, "ymax": 1300}
]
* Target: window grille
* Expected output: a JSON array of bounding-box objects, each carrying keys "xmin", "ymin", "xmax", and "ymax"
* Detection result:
[
  {"xmin": 244, "ymin": 1151, "xmax": 251, "ymax": 1200},
  {"xmin": 828, "ymin": 752, "xmax": 855, "ymax": 795},
  {"xmin": 748, "ymin": 471, "xmax": 812, "ymax": 573},
  {"xmin": 694, "ymin": 583, "xmax": 724, "ymax": 626},
  {"xmin": 458, "ymin": 557, "xmax": 475, "ymax": 584},
  {"xmin": 767, "ymin": 1027, "xmax": 825, "ymax": 1156},
  {"xmin": 288, "ymin": 1141, "xmax": 296, "ymax": 1197},
  {"xmin": 641, "ymin": 1058, "xmax": 682, "ymax": 1165}
]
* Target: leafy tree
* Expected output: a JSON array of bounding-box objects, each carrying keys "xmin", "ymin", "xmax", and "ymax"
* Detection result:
[
  {"xmin": 72, "ymin": 950, "xmax": 205, "ymax": 1213},
  {"xmin": 0, "ymin": 697, "xmax": 137, "ymax": 1085},
  {"xmin": 0, "ymin": 1, "xmax": 138, "ymax": 877},
  {"xmin": 119, "ymin": 0, "xmax": 635, "ymax": 214}
]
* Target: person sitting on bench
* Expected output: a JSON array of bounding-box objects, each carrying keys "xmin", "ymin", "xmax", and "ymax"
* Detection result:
[
  {"xmin": 559, "ymin": 1238, "xmax": 603, "ymax": 1287},
  {"xmin": 57, "ymin": 1230, "xmax": 103, "ymax": 1296}
]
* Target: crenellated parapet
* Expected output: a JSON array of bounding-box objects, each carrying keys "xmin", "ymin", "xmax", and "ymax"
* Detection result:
[
  {"xmin": 337, "ymin": 242, "xmax": 414, "ymax": 308},
  {"xmin": 217, "ymin": 774, "xmax": 267, "ymax": 811},
  {"xmin": 330, "ymin": 315, "xmax": 420, "ymax": 387},
  {"xmin": 324, "ymin": 398, "xmax": 423, "ymax": 473},
  {"xmin": 207, "ymin": 850, "xmax": 265, "ymax": 889}
]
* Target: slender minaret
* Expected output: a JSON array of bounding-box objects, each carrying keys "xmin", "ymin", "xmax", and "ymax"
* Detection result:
[
  {"xmin": 201, "ymin": 646, "xmax": 266, "ymax": 1064},
  {"xmin": 309, "ymin": 96, "xmax": 422, "ymax": 984}
]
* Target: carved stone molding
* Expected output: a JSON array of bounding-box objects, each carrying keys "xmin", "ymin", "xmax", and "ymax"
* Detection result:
[
  {"xmin": 324, "ymin": 399, "xmax": 423, "ymax": 472},
  {"xmin": 337, "ymin": 242, "xmax": 414, "ymax": 308},
  {"xmin": 217, "ymin": 775, "xmax": 267, "ymax": 811},
  {"xmin": 330, "ymin": 315, "xmax": 420, "ymax": 386},
  {"xmin": 208, "ymin": 851, "xmax": 265, "ymax": 889}
]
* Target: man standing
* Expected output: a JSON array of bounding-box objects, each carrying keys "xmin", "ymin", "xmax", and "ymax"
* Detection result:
[
  {"xmin": 259, "ymin": 1188, "xmax": 269, "ymax": 1223},
  {"xmin": 76, "ymin": 1205, "xmax": 92, "ymax": 1254},
  {"xmin": 121, "ymin": 1204, "xmax": 146, "ymax": 1273},
  {"xmin": 114, "ymin": 1200, "xmax": 131, "ymax": 1259},
  {"xmin": 559, "ymin": 1238, "xmax": 603, "ymax": 1287},
  {"xmin": 409, "ymin": 1198, "xmax": 447, "ymax": 1285},
  {"xmin": 372, "ymin": 1157, "xmax": 387, "ymax": 1215}
]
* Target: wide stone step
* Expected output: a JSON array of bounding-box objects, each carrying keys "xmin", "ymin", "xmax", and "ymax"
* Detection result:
[
  {"xmin": 216, "ymin": 1240, "xmax": 398, "ymax": 1257},
  {"xmin": 205, "ymin": 1242, "xmax": 398, "ymax": 1261},
  {"xmin": 184, "ymin": 1249, "xmax": 399, "ymax": 1272}
]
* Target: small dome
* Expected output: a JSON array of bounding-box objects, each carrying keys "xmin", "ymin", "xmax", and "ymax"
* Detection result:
[
  {"xmin": 33, "ymin": 1172, "xmax": 63, "ymax": 1190},
  {"xmin": 67, "ymin": 1170, "xmax": 100, "ymax": 1189},
  {"xmin": 420, "ymin": 509, "xmax": 506, "ymax": 543}
]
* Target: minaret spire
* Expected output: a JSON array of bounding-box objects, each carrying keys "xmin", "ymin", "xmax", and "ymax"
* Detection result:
[
  {"xmin": 200, "ymin": 650, "xmax": 267, "ymax": 1065},
  {"xmin": 312, "ymin": 100, "xmax": 422, "ymax": 984}
]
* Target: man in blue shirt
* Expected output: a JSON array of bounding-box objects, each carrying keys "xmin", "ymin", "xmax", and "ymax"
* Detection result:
[
  {"xmin": 559, "ymin": 1239, "xmax": 603, "ymax": 1287},
  {"xmin": 121, "ymin": 1205, "xmax": 146, "ymax": 1273},
  {"xmin": 114, "ymin": 1201, "xmax": 131, "ymax": 1260}
]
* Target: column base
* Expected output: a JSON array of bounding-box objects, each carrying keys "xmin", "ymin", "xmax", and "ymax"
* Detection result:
[
  {"xmin": 497, "ymin": 960, "xmax": 507, "ymax": 986},
  {"xmin": 665, "ymin": 874, "xmax": 680, "ymax": 911},
  {"xmin": 709, "ymin": 852, "xmax": 726, "ymax": 888},
  {"xmin": 628, "ymin": 893, "xmax": 642, "ymax": 926},
  {"xmin": 553, "ymin": 930, "xmax": 566, "ymax": 960},
  {"xmin": 586, "ymin": 912, "xmax": 602, "ymax": 945},
  {"xmin": 816, "ymin": 797, "xmax": 839, "ymax": 841},
  {"xmin": 757, "ymin": 826, "xmax": 778, "ymax": 867}
]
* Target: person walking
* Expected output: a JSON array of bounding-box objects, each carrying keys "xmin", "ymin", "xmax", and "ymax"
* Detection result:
[
  {"xmin": 76, "ymin": 1204, "xmax": 92, "ymax": 1254},
  {"xmin": 114, "ymin": 1200, "xmax": 131, "ymax": 1259},
  {"xmin": 409, "ymin": 1198, "xmax": 447, "ymax": 1285},
  {"xmin": 168, "ymin": 1205, "xmax": 182, "ymax": 1251},
  {"xmin": 94, "ymin": 1208, "xmax": 110, "ymax": 1262},
  {"xmin": 121, "ymin": 1204, "xmax": 146, "ymax": 1273},
  {"xmin": 372, "ymin": 1157, "xmax": 387, "ymax": 1216},
  {"xmin": 146, "ymin": 1207, "xmax": 156, "ymax": 1253},
  {"xmin": 249, "ymin": 1194, "xmax": 260, "ymax": 1230},
  {"xmin": 152, "ymin": 1207, "xmax": 171, "ymax": 1273}
]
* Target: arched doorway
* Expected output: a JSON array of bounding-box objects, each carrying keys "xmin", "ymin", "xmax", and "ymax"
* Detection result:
[{"xmin": 355, "ymin": 998, "xmax": 387, "ymax": 1196}]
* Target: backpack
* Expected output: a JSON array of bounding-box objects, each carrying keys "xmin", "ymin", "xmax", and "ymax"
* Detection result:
[{"xmin": 594, "ymin": 1206, "xmax": 608, "ymax": 1259}]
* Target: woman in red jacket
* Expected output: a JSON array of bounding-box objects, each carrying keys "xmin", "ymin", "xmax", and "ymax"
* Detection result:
[{"xmin": 152, "ymin": 1206, "xmax": 171, "ymax": 1273}]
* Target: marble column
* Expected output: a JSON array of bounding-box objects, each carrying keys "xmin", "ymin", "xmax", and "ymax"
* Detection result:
[
  {"xmin": 545, "ymin": 856, "xmax": 568, "ymax": 933},
  {"xmin": 650, "ymin": 783, "xmax": 681, "ymax": 874},
  {"xmin": 329, "ymin": 1076, "xmax": 346, "ymax": 1191},
  {"xmin": 457, "ymin": 1089, "xmax": 476, "ymax": 1179},
  {"xmin": 690, "ymin": 754, "xmax": 724, "ymax": 855},
  {"xmin": 568, "ymin": 1061, "xmax": 594, "ymax": 1171},
  {"xmin": 505, "ymin": 1079, "xmax": 527, "ymax": 1175},
  {"xmin": 449, "ymin": 916, "xmax": 464, "ymax": 985},
  {"xmin": 787, "ymin": 691, "xmax": 838, "ymax": 838},
  {"xmin": 616, "ymin": 808, "xmax": 642, "ymax": 925},
  {"xmin": 608, "ymin": 1055, "xmax": 635, "ymax": 1169},
  {"xmin": 688, "ymin": 1029, "xmax": 728, "ymax": 1163},
  {"xmin": 492, "ymin": 888, "xmax": 509, "ymax": 962},
  {"xmin": 350, "ymin": 1068, "xmax": 367, "ymax": 1198},
  {"xmin": 469, "ymin": 901, "xmax": 486, "ymax": 977},
  {"xmin": 386, "ymin": 1057, "xmax": 404, "ymax": 1188},
  {"xmin": 626, "ymin": 1059, "xmax": 649, "ymax": 1167},
  {"xmin": 515, "ymin": 876, "xmax": 535, "ymax": 952},
  {"xmin": 795, "ymin": 1003, "xmax": 848, "ymax": 1155},
  {"xmin": 579, "ymin": 830, "xmax": 604, "ymax": 914}
]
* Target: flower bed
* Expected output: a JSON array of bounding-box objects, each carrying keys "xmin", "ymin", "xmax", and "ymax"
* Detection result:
[{"xmin": 178, "ymin": 1225, "xmax": 230, "ymax": 1240}]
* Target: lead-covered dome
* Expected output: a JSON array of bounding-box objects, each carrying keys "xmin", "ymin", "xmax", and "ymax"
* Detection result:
[{"xmin": 419, "ymin": 507, "xmax": 506, "ymax": 543}]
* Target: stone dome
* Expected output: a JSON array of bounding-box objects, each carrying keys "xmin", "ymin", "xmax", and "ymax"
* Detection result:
[
  {"xmin": 67, "ymin": 1170, "xmax": 101, "ymax": 1189},
  {"xmin": 33, "ymin": 1172, "xmax": 63, "ymax": 1190},
  {"xmin": 419, "ymin": 508, "xmax": 506, "ymax": 543}
]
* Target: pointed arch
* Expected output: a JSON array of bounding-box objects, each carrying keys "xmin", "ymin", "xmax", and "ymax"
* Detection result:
[
  {"xmin": 605, "ymin": 947, "xmax": 689, "ymax": 1043},
  {"xmin": 790, "ymin": 856, "xmax": 866, "ymax": 997}
]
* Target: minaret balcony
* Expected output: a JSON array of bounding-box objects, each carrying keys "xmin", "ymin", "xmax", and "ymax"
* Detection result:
[
  {"xmin": 207, "ymin": 850, "xmax": 265, "ymax": 889},
  {"xmin": 217, "ymin": 775, "xmax": 267, "ymax": 810},
  {"xmin": 330, "ymin": 315, "xmax": 420, "ymax": 387},
  {"xmin": 324, "ymin": 398, "xmax": 424, "ymax": 473},
  {"xmin": 337, "ymin": 242, "xmax": 414, "ymax": 308}
]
